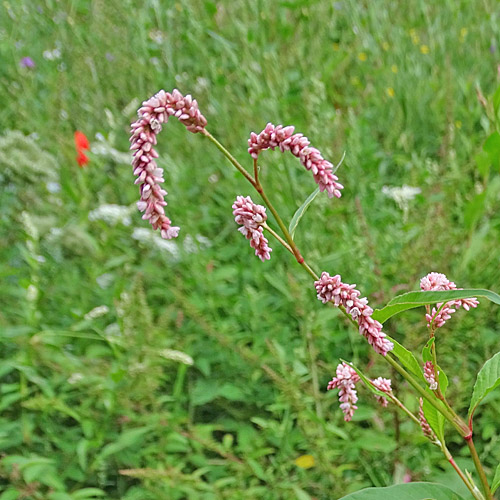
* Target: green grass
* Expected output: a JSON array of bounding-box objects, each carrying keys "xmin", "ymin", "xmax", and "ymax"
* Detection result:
[{"xmin": 1, "ymin": 0, "xmax": 500, "ymax": 498}]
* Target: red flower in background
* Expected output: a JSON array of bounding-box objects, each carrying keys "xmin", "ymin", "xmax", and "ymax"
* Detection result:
[{"xmin": 74, "ymin": 131, "xmax": 90, "ymax": 167}]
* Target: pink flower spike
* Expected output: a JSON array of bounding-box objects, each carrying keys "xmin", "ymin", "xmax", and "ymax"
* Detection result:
[
  {"xmin": 130, "ymin": 89, "xmax": 207, "ymax": 239},
  {"xmin": 248, "ymin": 123, "xmax": 344, "ymax": 198},
  {"xmin": 371, "ymin": 377, "xmax": 392, "ymax": 407},
  {"xmin": 420, "ymin": 272, "xmax": 479, "ymax": 329},
  {"xmin": 314, "ymin": 272, "xmax": 393, "ymax": 355},
  {"xmin": 327, "ymin": 362, "xmax": 360, "ymax": 421},
  {"xmin": 423, "ymin": 361, "xmax": 438, "ymax": 390},
  {"xmin": 232, "ymin": 196, "xmax": 272, "ymax": 262},
  {"xmin": 419, "ymin": 398, "xmax": 438, "ymax": 442}
]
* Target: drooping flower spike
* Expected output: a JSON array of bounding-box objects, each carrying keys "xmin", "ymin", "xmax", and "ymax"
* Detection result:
[
  {"xmin": 371, "ymin": 377, "xmax": 392, "ymax": 407},
  {"xmin": 232, "ymin": 195, "xmax": 272, "ymax": 262},
  {"xmin": 130, "ymin": 89, "xmax": 207, "ymax": 239},
  {"xmin": 248, "ymin": 123, "xmax": 344, "ymax": 199},
  {"xmin": 419, "ymin": 398, "xmax": 438, "ymax": 443},
  {"xmin": 327, "ymin": 362, "xmax": 360, "ymax": 421},
  {"xmin": 314, "ymin": 272, "xmax": 394, "ymax": 356},
  {"xmin": 420, "ymin": 272, "xmax": 479, "ymax": 329}
]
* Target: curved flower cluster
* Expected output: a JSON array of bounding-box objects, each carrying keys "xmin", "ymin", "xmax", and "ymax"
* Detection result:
[
  {"xmin": 423, "ymin": 361, "xmax": 438, "ymax": 391},
  {"xmin": 327, "ymin": 362, "xmax": 360, "ymax": 421},
  {"xmin": 232, "ymin": 196, "xmax": 272, "ymax": 262},
  {"xmin": 371, "ymin": 377, "xmax": 392, "ymax": 407},
  {"xmin": 314, "ymin": 272, "xmax": 394, "ymax": 355},
  {"xmin": 130, "ymin": 89, "xmax": 207, "ymax": 239},
  {"xmin": 419, "ymin": 398, "xmax": 438, "ymax": 442},
  {"xmin": 420, "ymin": 272, "xmax": 479, "ymax": 328},
  {"xmin": 248, "ymin": 123, "xmax": 343, "ymax": 198}
]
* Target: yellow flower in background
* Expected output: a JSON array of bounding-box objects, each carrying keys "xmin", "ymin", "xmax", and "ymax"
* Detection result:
[
  {"xmin": 420, "ymin": 45, "xmax": 429, "ymax": 54},
  {"xmin": 455, "ymin": 120, "xmax": 462, "ymax": 129},
  {"xmin": 391, "ymin": 64, "xmax": 398, "ymax": 73},
  {"xmin": 382, "ymin": 41, "xmax": 390, "ymax": 51},
  {"xmin": 358, "ymin": 52, "xmax": 367, "ymax": 61},
  {"xmin": 333, "ymin": 42, "xmax": 340, "ymax": 51},
  {"xmin": 387, "ymin": 87, "xmax": 395, "ymax": 98},
  {"xmin": 410, "ymin": 29, "xmax": 419, "ymax": 45},
  {"xmin": 460, "ymin": 27, "xmax": 468, "ymax": 43},
  {"xmin": 294, "ymin": 455, "xmax": 315, "ymax": 469}
]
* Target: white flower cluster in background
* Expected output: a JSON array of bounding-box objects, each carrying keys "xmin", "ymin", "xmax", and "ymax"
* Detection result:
[
  {"xmin": 131, "ymin": 228, "xmax": 212, "ymax": 260},
  {"xmin": 88, "ymin": 204, "xmax": 134, "ymax": 226},
  {"xmin": 91, "ymin": 133, "xmax": 130, "ymax": 164},
  {"xmin": 382, "ymin": 185, "xmax": 421, "ymax": 220}
]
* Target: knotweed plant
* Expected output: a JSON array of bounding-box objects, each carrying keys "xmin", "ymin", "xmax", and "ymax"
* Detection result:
[{"xmin": 130, "ymin": 89, "xmax": 500, "ymax": 500}]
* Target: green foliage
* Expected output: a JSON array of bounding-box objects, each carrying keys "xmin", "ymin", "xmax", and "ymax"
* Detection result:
[
  {"xmin": 373, "ymin": 289, "xmax": 500, "ymax": 323},
  {"xmin": 1, "ymin": 0, "xmax": 500, "ymax": 498},
  {"xmin": 491, "ymin": 463, "xmax": 500, "ymax": 494},
  {"xmin": 468, "ymin": 351, "xmax": 500, "ymax": 421},
  {"xmin": 338, "ymin": 482, "xmax": 464, "ymax": 499},
  {"xmin": 289, "ymin": 187, "xmax": 320, "ymax": 239}
]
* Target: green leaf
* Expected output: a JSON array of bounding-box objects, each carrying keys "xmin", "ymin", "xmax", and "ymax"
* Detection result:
[
  {"xmin": 468, "ymin": 351, "xmax": 500, "ymax": 422},
  {"xmin": 475, "ymin": 150, "xmax": 491, "ymax": 179},
  {"xmin": 387, "ymin": 337, "xmax": 426, "ymax": 383},
  {"xmin": 288, "ymin": 186, "xmax": 320, "ymax": 239},
  {"xmin": 422, "ymin": 395, "xmax": 445, "ymax": 443},
  {"xmin": 484, "ymin": 131, "xmax": 500, "ymax": 170},
  {"xmin": 493, "ymin": 85, "xmax": 500, "ymax": 117},
  {"xmin": 0, "ymin": 489, "xmax": 20, "ymax": 500},
  {"xmin": 72, "ymin": 488, "xmax": 107, "ymax": 499},
  {"xmin": 372, "ymin": 289, "xmax": 500, "ymax": 324},
  {"xmin": 338, "ymin": 482, "xmax": 464, "ymax": 499},
  {"xmin": 97, "ymin": 427, "xmax": 152, "ymax": 461},
  {"xmin": 491, "ymin": 463, "xmax": 500, "ymax": 494},
  {"xmin": 464, "ymin": 192, "xmax": 486, "ymax": 230}
]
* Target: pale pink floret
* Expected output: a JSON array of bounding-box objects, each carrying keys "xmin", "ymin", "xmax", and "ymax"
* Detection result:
[
  {"xmin": 232, "ymin": 196, "xmax": 272, "ymax": 262},
  {"xmin": 327, "ymin": 362, "xmax": 360, "ymax": 421},
  {"xmin": 370, "ymin": 377, "xmax": 392, "ymax": 407},
  {"xmin": 248, "ymin": 123, "xmax": 344, "ymax": 198},
  {"xmin": 314, "ymin": 272, "xmax": 394, "ymax": 356},
  {"xmin": 130, "ymin": 89, "xmax": 207, "ymax": 239},
  {"xmin": 423, "ymin": 361, "xmax": 438, "ymax": 390},
  {"xmin": 420, "ymin": 272, "xmax": 479, "ymax": 328}
]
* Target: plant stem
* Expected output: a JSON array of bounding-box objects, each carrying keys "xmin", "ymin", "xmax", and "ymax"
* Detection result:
[
  {"xmin": 384, "ymin": 354, "xmax": 469, "ymax": 436},
  {"xmin": 205, "ymin": 130, "xmax": 491, "ymax": 495},
  {"xmin": 203, "ymin": 130, "xmax": 257, "ymax": 187},
  {"xmin": 442, "ymin": 446, "xmax": 483, "ymax": 500},
  {"xmin": 388, "ymin": 394, "xmax": 482, "ymax": 498},
  {"xmin": 263, "ymin": 222, "xmax": 293, "ymax": 254},
  {"xmin": 466, "ymin": 435, "xmax": 493, "ymax": 499}
]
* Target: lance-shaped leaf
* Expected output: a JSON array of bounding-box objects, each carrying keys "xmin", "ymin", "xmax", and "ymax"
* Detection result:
[
  {"xmin": 288, "ymin": 151, "xmax": 345, "ymax": 239},
  {"xmin": 338, "ymin": 482, "xmax": 464, "ymax": 499},
  {"xmin": 492, "ymin": 463, "xmax": 500, "ymax": 494},
  {"xmin": 422, "ymin": 393, "xmax": 445, "ymax": 444},
  {"xmin": 289, "ymin": 186, "xmax": 320, "ymax": 239},
  {"xmin": 387, "ymin": 336, "xmax": 426, "ymax": 383},
  {"xmin": 372, "ymin": 288, "xmax": 500, "ymax": 324},
  {"xmin": 468, "ymin": 351, "xmax": 500, "ymax": 424}
]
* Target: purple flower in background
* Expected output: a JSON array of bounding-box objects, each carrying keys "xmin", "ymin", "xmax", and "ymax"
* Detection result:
[{"xmin": 20, "ymin": 56, "xmax": 35, "ymax": 68}]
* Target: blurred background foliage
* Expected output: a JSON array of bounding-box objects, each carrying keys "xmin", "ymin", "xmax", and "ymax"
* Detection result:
[{"xmin": 1, "ymin": 0, "xmax": 500, "ymax": 498}]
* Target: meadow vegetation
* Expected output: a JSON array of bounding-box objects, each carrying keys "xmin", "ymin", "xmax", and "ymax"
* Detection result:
[{"xmin": 1, "ymin": 0, "xmax": 500, "ymax": 498}]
